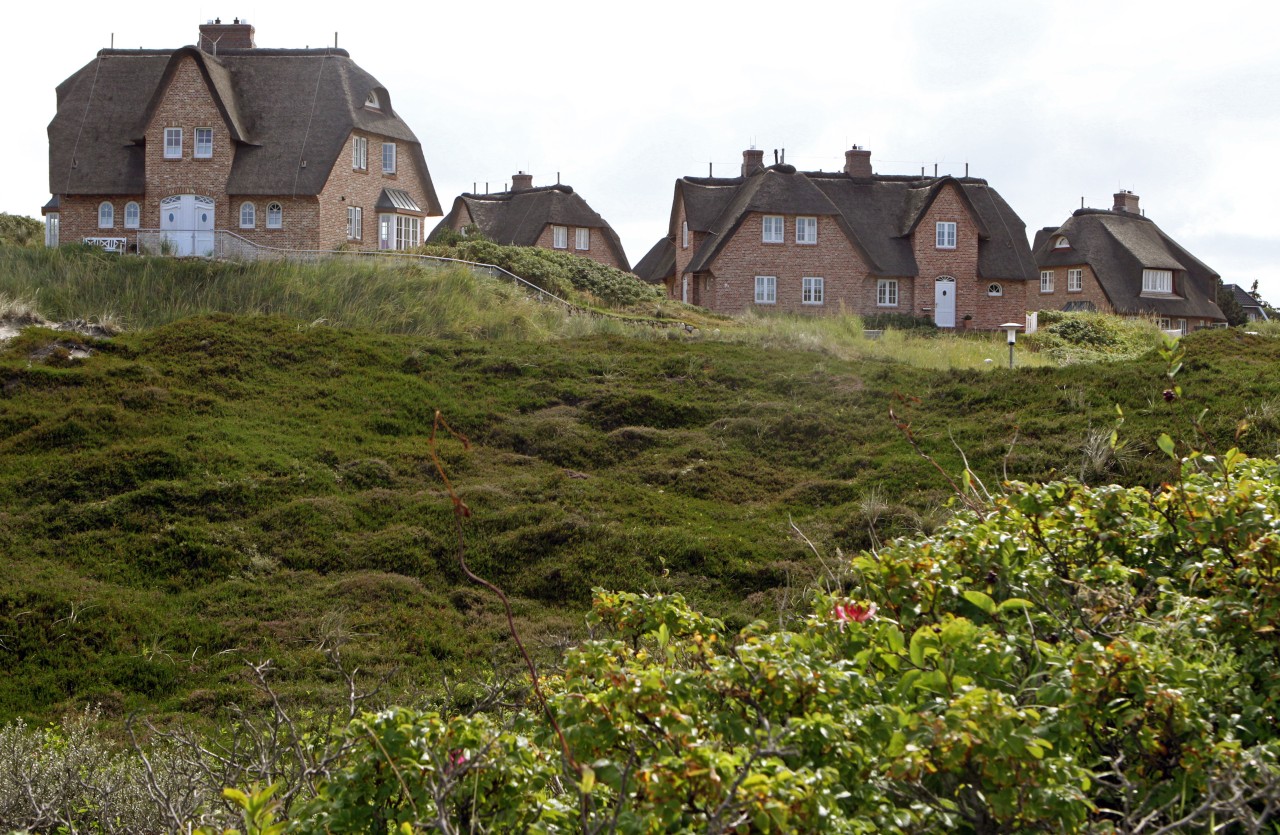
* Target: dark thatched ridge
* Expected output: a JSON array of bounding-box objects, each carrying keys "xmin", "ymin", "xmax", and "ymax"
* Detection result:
[
  {"xmin": 48, "ymin": 46, "xmax": 440, "ymax": 213},
  {"xmin": 431, "ymin": 184, "xmax": 629, "ymax": 269},
  {"xmin": 1033, "ymin": 208, "xmax": 1224, "ymax": 321},
  {"xmin": 672, "ymin": 166, "xmax": 1036, "ymax": 281},
  {"xmin": 633, "ymin": 238, "xmax": 675, "ymax": 285}
]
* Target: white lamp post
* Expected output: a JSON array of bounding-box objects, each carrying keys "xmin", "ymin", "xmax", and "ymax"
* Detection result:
[{"xmin": 1001, "ymin": 322, "xmax": 1022, "ymax": 369}]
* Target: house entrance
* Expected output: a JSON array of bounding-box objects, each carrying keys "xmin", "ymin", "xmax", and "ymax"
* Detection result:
[
  {"xmin": 160, "ymin": 195, "xmax": 215, "ymax": 256},
  {"xmin": 934, "ymin": 276, "xmax": 956, "ymax": 328}
]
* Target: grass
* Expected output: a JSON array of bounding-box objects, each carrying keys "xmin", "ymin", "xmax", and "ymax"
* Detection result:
[{"xmin": 4, "ymin": 245, "xmax": 1280, "ymax": 726}]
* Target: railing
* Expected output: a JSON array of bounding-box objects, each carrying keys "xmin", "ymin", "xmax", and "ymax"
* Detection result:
[
  {"xmin": 134, "ymin": 228, "xmax": 579, "ymax": 311},
  {"xmin": 82, "ymin": 237, "xmax": 127, "ymax": 253}
]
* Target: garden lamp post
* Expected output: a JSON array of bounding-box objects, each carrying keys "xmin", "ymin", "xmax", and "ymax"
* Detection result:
[{"xmin": 1001, "ymin": 322, "xmax": 1021, "ymax": 369}]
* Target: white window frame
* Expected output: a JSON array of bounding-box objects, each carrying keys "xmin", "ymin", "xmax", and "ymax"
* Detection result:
[
  {"xmin": 552, "ymin": 226, "xmax": 568, "ymax": 249},
  {"xmin": 1067, "ymin": 268, "xmax": 1083, "ymax": 292},
  {"xmin": 45, "ymin": 213, "xmax": 59, "ymax": 247},
  {"xmin": 394, "ymin": 215, "xmax": 420, "ymax": 249},
  {"xmin": 754, "ymin": 275, "xmax": 777, "ymax": 304},
  {"xmin": 1142, "ymin": 269, "xmax": 1172, "ymax": 294},
  {"xmin": 97, "ymin": 202, "xmax": 114, "ymax": 228},
  {"xmin": 987, "ymin": 283, "xmax": 1003, "ymax": 297},
  {"xmin": 353, "ymin": 136, "xmax": 367, "ymax": 171},
  {"xmin": 1053, "ymin": 235, "xmax": 1070, "ymax": 249},
  {"xmin": 239, "ymin": 202, "xmax": 256, "ymax": 229},
  {"xmin": 575, "ymin": 227, "xmax": 590, "ymax": 251},
  {"xmin": 347, "ymin": 206, "xmax": 362, "ymax": 240},
  {"xmin": 124, "ymin": 201, "xmax": 140, "ymax": 229},
  {"xmin": 796, "ymin": 216, "xmax": 817, "ymax": 245},
  {"xmin": 877, "ymin": 278, "xmax": 899, "ymax": 307},
  {"xmin": 762, "ymin": 215, "xmax": 784, "ymax": 244},
  {"xmin": 266, "ymin": 202, "xmax": 283, "ymax": 229},
  {"xmin": 935, "ymin": 221, "xmax": 957, "ymax": 249},
  {"xmin": 802, "ymin": 276, "xmax": 824, "ymax": 305},
  {"xmin": 164, "ymin": 128, "xmax": 182, "ymax": 159},
  {"xmin": 382, "ymin": 142, "xmax": 396, "ymax": 174},
  {"xmin": 1177, "ymin": 318, "xmax": 1187, "ymax": 334},
  {"xmin": 194, "ymin": 128, "xmax": 213, "ymax": 159},
  {"xmin": 1158, "ymin": 317, "xmax": 1173, "ymax": 330},
  {"xmin": 681, "ymin": 221, "xmax": 689, "ymax": 248},
  {"xmin": 1040, "ymin": 270, "xmax": 1055, "ymax": 293}
]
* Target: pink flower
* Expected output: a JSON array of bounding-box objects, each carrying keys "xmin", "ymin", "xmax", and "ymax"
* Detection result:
[
  {"xmin": 447, "ymin": 749, "xmax": 468, "ymax": 770},
  {"xmin": 833, "ymin": 601, "xmax": 877, "ymax": 629}
]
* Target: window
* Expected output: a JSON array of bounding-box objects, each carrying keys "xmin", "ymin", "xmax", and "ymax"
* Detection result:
[
  {"xmin": 240, "ymin": 202, "xmax": 256, "ymax": 229},
  {"xmin": 365, "ymin": 91, "xmax": 381, "ymax": 110},
  {"xmin": 353, "ymin": 136, "xmax": 367, "ymax": 171},
  {"xmin": 802, "ymin": 276, "xmax": 824, "ymax": 305},
  {"xmin": 98, "ymin": 202, "xmax": 114, "ymax": 228},
  {"xmin": 391, "ymin": 215, "xmax": 420, "ymax": 249},
  {"xmin": 195, "ymin": 128, "xmax": 213, "ymax": 158},
  {"xmin": 1053, "ymin": 235, "xmax": 1070, "ymax": 249},
  {"xmin": 266, "ymin": 202, "xmax": 283, "ymax": 229},
  {"xmin": 347, "ymin": 206, "xmax": 362, "ymax": 240},
  {"xmin": 575, "ymin": 228, "xmax": 590, "ymax": 250},
  {"xmin": 1158, "ymin": 317, "xmax": 1173, "ymax": 330},
  {"xmin": 936, "ymin": 221, "xmax": 957, "ymax": 249},
  {"xmin": 164, "ymin": 128, "xmax": 182, "ymax": 159},
  {"xmin": 45, "ymin": 213, "xmax": 59, "ymax": 247},
  {"xmin": 877, "ymin": 278, "xmax": 899, "ymax": 307},
  {"xmin": 552, "ymin": 226, "xmax": 568, "ymax": 249},
  {"xmin": 1142, "ymin": 269, "xmax": 1172, "ymax": 293},
  {"xmin": 681, "ymin": 221, "xmax": 689, "ymax": 249},
  {"xmin": 987, "ymin": 283, "xmax": 1003, "ymax": 297},
  {"xmin": 124, "ymin": 201, "xmax": 140, "ymax": 229},
  {"xmin": 754, "ymin": 275, "xmax": 776, "ymax": 304},
  {"xmin": 1068, "ymin": 268, "xmax": 1083, "ymax": 292},
  {"xmin": 796, "ymin": 216, "xmax": 817, "ymax": 244},
  {"xmin": 762, "ymin": 215, "xmax": 784, "ymax": 243},
  {"xmin": 1177, "ymin": 318, "xmax": 1187, "ymax": 335},
  {"xmin": 1040, "ymin": 270, "xmax": 1054, "ymax": 293},
  {"xmin": 382, "ymin": 142, "xmax": 396, "ymax": 174}
]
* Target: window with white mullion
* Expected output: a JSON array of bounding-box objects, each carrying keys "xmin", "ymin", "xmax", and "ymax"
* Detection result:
[
  {"xmin": 755, "ymin": 275, "xmax": 776, "ymax": 304},
  {"xmin": 575, "ymin": 228, "xmax": 590, "ymax": 250},
  {"xmin": 1067, "ymin": 268, "xmax": 1083, "ymax": 292},
  {"xmin": 1040, "ymin": 270, "xmax": 1054, "ymax": 293},
  {"xmin": 802, "ymin": 276, "xmax": 824, "ymax": 305},
  {"xmin": 382, "ymin": 142, "xmax": 396, "ymax": 174},
  {"xmin": 876, "ymin": 278, "xmax": 898, "ymax": 307},
  {"xmin": 164, "ymin": 128, "xmax": 182, "ymax": 159},
  {"xmin": 194, "ymin": 128, "xmax": 213, "ymax": 158},
  {"xmin": 552, "ymin": 226, "xmax": 568, "ymax": 249},
  {"xmin": 1142, "ymin": 269, "xmax": 1172, "ymax": 294},
  {"xmin": 796, "ymin": 216, "xmax": 817, "ymax": 245},
  {"xmin": 935, "ymin": 221, "xmax": 957, "ymax": 249},
  {"xmin": 762, "ymin": 215, "xmax": 784, "ymax": 243},
  {"xmin": 353, "ymin": 136, "xmax": 367, "ymax": 171}
]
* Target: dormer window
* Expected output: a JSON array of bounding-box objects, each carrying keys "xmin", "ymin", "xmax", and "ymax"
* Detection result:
[
  {"xmin": 365, "ymin": 90, "xmax": 381, "ymax": 110},
  {"xmin": 1053, "ymin": 235, "xmax": 1070, "ymax": 249},
  {"xmin": 1142, "ymin": 269, "xmax": 1173, "ymax": 294}
]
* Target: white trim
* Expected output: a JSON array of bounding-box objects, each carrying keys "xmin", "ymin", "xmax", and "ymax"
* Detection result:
[
  {"xmin": 796, "ymin": 216, "xmax": 817, "ymax": 245},
  {"xmin": 754, "ymin": 275, "xmax": 777, "ymax": 304},
  {"xmin": 353, "ymin": 136, "xmax": 367, "ymax": 171},
  {"xmin": 552, "ymin": 225, "xmax": 568, "ymax": 249},
  {"xmin": 45, "ymin": 213, "xmax": 59, "ymax": 247},
  {"xmin": 876, "ymin": 278, "xmax": 898, "ymax": 307},
  {"xmin": 164, "ymin": 128, "xmax": 182, "ymax": 159},
  {"xmin": 1040, "ymin": 270, "xmax": 1054, "ymax": 293},
  {"xmin": 124, "ymin": 201, "xmax": 140, "ymax": 229},
  {"xmin": 575, "ymin": 227, "xmax": 590, "ymax": 251},
  {"xmin": 762, "ymin": 215, "xmax": 784, "ymax": 243},
  {"xmin": 239, "ymin": 202, "xmax": 256, "ymax": 229},
  {"xmin": 194, "ymin": 128, "xmax": 213, "ymax": 159},
  {"xmin": 681, "ymin": 221, "xmax": 689, "ymax": 248},
  {"xmin": 987, "ymin": 282, "xmax": 1003, "ymax": 297},
  {"xmin": 1067, "ymin": 268, "xmax": 1083, "ymax": 292},
  {"xmin": 1142, "ymin": 269, "xmax": 1172, "ymax": 294},
  {"xmin": 802, "ymin": 276, "xmax": 824, "ymax": 305},
  {"xmin": 97, "ymin": 201, "xmax": 114, "ymax": 228},
  {"xmin": 935, "ymin": 221, "xmax": 957, "ymax": 249},
  {"xmin": 382, "ymin": 142, "xmax": 397, "ymax": 174},
  {"xmin": 347, "ymin": 206, "xmax": 362, "ymax": 240},
  {"xmin": 266, "ymin": 202, "xmax": 283, "ymax": 229}
]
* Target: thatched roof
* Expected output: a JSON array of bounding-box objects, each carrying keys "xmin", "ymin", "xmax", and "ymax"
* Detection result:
[
  {"xmin": 633, "ymin": 238, "xmax": 675, "ymax": 285},
  {"xmin": 48, "ymin": 46, "xmax": 440, "ymax": 212},
  {"xmin": 1033, "ymin": 208, "xmax": 1224, "ymax": 320},
  {"xmin": 672, "ymin": 166, "xmax": 1036, "ymax": 281},
  {"xmin": 432, "ymin": 184, "xmax": 629, "ymax": 269}
]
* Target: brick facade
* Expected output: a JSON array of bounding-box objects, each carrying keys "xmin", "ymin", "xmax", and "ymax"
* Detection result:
[
  {"xmin": 531, "ymin": 224, "xmax": 628, "ymax": 270},
  {"xmin": 1032, "ymin": 263, "xmax": 1114, "ymax": 314},
  {"xmin": 317, "ymin": 131, "xmax": 431, "ymax": 251}
]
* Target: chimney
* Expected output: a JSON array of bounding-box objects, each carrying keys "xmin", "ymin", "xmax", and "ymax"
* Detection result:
[
  {"xmin": 844, "ymin": 145, "xmax": 873, "ymax": 178},
  {"xmin": 199, "ymin": 17, "xmax": 256, "ymax": 51},
  {"xmin": 511, "ymin": 171, "xmax": 533, "ymax": 192},
  {"xmin": 742, "ymin": 148, "xmax": 765, "ymax": 177},
  {"xmin": 1113, "ymin": 190, "xmax": 1140, "ymax": 214}
]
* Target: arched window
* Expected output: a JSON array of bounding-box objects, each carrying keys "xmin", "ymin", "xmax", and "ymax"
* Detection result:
[
  {"xmin": 124, "ymin": 201, "xmax": 140, "ymax": 229},
  {"xmin": 266, "ymin": 202, "xmax": 282, "ymax": 229},
  {"xmin": 987, "ymin": 283, "xmax": 1003, "ymax": 297},
  {"xmin": 240, "ymin": 202, "xmax": 256, "ymax": 229},
  {"xmin": 98, "ymin": 202, "xmax": 114, "ymax": 228},
  {"xmin": 1052, "ymin": 235, "xmax": 1070, "ymax": 249}
]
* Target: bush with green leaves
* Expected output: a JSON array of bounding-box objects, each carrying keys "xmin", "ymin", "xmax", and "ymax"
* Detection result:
[
  {"xmin": 0, "ymin": 212, "xmax": 43, "ymax": 248},
  {"xmin": 284, "ymin": 449, "xmax": 1280, "ymax": 833},
  {"xmin": 1026, "ymin": 311, "xmax": 1164, "ymax": 364}
]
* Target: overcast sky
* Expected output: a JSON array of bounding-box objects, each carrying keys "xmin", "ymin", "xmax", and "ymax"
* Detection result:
[{"xmin": 6, "ymin": 1, "xmax": 1279, "ymax": 299}]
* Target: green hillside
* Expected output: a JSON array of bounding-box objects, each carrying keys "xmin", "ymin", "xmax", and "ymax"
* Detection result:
[{"xmin": 3, "ymin": 247, "xmax": 1280, "ymax": 727}]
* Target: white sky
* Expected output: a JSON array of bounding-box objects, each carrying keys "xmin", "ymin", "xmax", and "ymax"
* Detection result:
[{"xmin": 6, "ymin": 0, "xmax": 1280, "ymax": 300}]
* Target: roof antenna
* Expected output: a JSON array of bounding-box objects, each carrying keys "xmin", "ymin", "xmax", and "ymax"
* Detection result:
[
  {"xmin": 781, "ymin": 147, "xmax": 785, "ymax": 164},
  {"xmin": 335, "ymin": 32, "xmax": 338, "ymax": 49},
  {"xmin": 964, "ymin": 162, "xmax": 969, "ymax": 177},
  {"xmin": 773, "ymin": 149, "xmax": 778, "ymax": 165},
  {"xmin": 557, "ymin": 171, "xmax": 561, "ymax": 185},
  {"xmin": 1081, "ymin": 196, "xmax": 1084, "ymax": 209},
  {"xmin": 110, "ymin": 32, "xmax": 114, "ymax": 49},
  {"xmin": 934, "ymin": 163, "xmax": 938, "ymax": 177}
]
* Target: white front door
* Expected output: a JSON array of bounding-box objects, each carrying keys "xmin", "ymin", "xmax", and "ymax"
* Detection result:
[
  {"xmin": 934, "ymin": 276, "xmax": 956, "ymax": 328},
  {"xmin": 160, "ymin": 195, "xmax": 216, "ymax": 256}
]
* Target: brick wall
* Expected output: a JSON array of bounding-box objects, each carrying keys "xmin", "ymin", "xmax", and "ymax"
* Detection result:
[
  {"xmin": 531, "ymin": 224, "xmax": 628, "ymax": 270},
  {"xmin": 700, "ymin": 213, "xmax": 869, "ymax": 314},
  {"xmin": 317, "ymin": 131, "xmax": 436, "ymax": 251},
  {"xmin": 1030, "ymin": 263, "xmax": 1114, "ymax": 314}
]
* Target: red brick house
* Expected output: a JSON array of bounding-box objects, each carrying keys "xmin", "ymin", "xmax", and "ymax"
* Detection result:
[
  {"xmin": 636, "ymin": 147, "xmax": 1036, "ymax": 328},
  {"xmin": 1032, "ymin": 192, "xmax": 1225, "ymax": 333},
  {"xmin": 43, "ymin": 19, "xmax": 441, "ymax": 256},
  {"xmin": 431, "ymin": 173, "xmax": 629, "ymax": 270}
]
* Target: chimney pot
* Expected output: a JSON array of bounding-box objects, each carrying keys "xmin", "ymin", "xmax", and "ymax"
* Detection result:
[
  {"xmin": 1113, "ymin": 190, "xmax": 1140, "ymax": 214},
  {"xmin": 511, "ymin": 171, "xmax": 534, "ymax": 192},
  {"xmin": 844, "ymin": 146, "xmax": 873, "ymax": 178},
  {"xmin": 199, "ymin": 17, "xmax": 256, "ymax": 51},
  {"xmin": 742, "ymin": 148, "xmax": 765, "ymax": 177}
]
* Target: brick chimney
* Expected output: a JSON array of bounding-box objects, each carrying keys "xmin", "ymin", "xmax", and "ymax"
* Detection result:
[
  {"xmin": 844, "ymin": 145, "xmax": 873, "ymax": 178},
  {"xmin": 1113, "ymin": 190, "xmax": 1140, "ymax": 214},
  {"xmin": 511, "ymin": 171, "xmax": 533, "ymax": 192},
  {"xmin": 741, "ymin": 148, "xmax": 765, "ymax": 177},
  {"xmin": 199, "ymin": 17, "xmax": 256, "ymax": 52}
]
